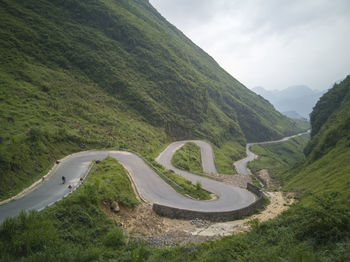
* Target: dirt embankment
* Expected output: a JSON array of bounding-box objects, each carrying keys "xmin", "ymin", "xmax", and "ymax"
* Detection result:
[{"xmin": 103, "ymin": 172, "xmax": 296, "ymax": 246}]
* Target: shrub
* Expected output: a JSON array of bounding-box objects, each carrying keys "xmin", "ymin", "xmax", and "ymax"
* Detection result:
[
  {"xmin": 295, "ymin": 194, "xmax": 350, "ymax": 245},
  {"xmin": 103, "ymin": 227, "xmax": 125, "ymax": 248},
  {"xmin": 196, "ymin": 181, "xmax": 202, "ymax": 191},
  {"xmin": 0, "ymin": 211, "xmax": 58, "ymax": 257}
]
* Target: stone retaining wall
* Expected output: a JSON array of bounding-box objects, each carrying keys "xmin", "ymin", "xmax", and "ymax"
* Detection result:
[{"xmin": 152, "ymin": 183, "xmax": 264, "ymax": 222}]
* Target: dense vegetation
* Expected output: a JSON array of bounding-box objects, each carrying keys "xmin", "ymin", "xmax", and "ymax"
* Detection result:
[
  {"xmin": 213, "ymin": 141, "xmax": 245, "ymax": 174},
  {"xmin": 171, "ymin": 142, "xmax": 203, "ymax": 174},
  {"xmin": 88, "ymin": 157, "xmax": 139, "ymax": 207},
  {"xmin": 283, "ymin": 75, "xmax": 350, "ymax": 203},
  {"xmin": 0, "ymin": 0, "xmax": 307, "ymax": 200}
]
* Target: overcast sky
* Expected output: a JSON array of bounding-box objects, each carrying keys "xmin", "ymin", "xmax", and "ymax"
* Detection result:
[{"xmin": 149, "ymin": 0, "xmax": 350, "ymax": 91}]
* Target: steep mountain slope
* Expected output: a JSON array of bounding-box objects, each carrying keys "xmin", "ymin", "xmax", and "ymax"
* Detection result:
[
  {"xmin": 253, "ymin": 85, "xmax": 326, "ymax": 119},
  {"xmin": 0, "ymin": 0, "xmax": 305, "ymax": 199},
  {"xmin": 283, "ymin": 75, "xmax": 350, "ymax": 203}
]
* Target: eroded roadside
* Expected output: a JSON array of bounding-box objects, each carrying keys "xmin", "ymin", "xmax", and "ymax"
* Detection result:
[{"xmin": 104, "ymin": 172, "xmax": 296, "ymax": 246}]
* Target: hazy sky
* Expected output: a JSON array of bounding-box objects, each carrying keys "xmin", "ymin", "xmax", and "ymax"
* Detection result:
[{"xmin": 149, "ymin": 0, "xmax": 350, "ymax": 91}]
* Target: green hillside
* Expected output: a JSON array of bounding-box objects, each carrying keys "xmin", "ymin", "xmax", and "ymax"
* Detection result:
[
  {"xmin": 248, "ymin": 134, "xmax": 310, "ymax": 181},
  {"xmin": 283, "ymin": 75, "xmax": 350, "ymax": 203},
  {"xmin": 0, "ymin": 0, "xmax": 306, "ymax": 200}
]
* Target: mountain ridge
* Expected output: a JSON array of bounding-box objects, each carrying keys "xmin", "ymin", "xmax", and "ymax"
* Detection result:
[{"xmin": 253, "ymin": 85, "xmax": 326, "ymax": 119}]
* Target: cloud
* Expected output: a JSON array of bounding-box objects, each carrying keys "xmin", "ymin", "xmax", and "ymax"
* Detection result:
[{"xmin": 150, "ymin": 0, "xmax": 350, "ymax": 90}]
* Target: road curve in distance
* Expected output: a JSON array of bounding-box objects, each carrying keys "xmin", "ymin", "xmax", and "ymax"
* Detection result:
[{"xmin": 234, "ymin": 131, "xmax": 310, "ymax": 175}]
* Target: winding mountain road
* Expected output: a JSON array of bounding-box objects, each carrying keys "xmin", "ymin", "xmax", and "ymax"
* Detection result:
[
  {"xmin": 0, "ymin": 133, "xmax": 308, "ymax": 223},
  {"xmin": 0, "ymin": 142, "xmax": 255, "ymax": 223},
  {"xmin": 234, "ymin": 131, "xmax": 310, "ymax": 175}
]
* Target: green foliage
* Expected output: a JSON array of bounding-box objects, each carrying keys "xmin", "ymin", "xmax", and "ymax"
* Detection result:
[
  {"xmin": 284, "ymin": 138, "xmax": 350, "ymax": 204},
  {"xmin": 88, "ymin": 157, "xmax": 139, "ymax": 207},
  {"xmin": 306, "ymin": 75, "xmax": 350, "ymax": 160},
  {"xmin": 103, "ymin": 228, "xmax": 125, "ymax": 248},
  {"xmin": 295, "ymin": 193, "xmax": 350, "ymax": 245},
  {"xmin": 0, "ymin": 211, "xmax": 58, "ymax": 257},
  {"xmin": 283, "ymin": 76, "xmax": 350, "ymax": 204},
  {"xmin": 0, "ymin": 127, "xmax": 348, "ymax": 261},
  {"xmin": 172, "ymin": 142, "xmax": 203, "ymax": 173},
  {"xmin": 171, "ymin": 141, "xmax": 245, "ymax": 175},
  {"xmin": 291, "ymin": 118, "xmax": 311, "ymax": 131},
  {"xmin": 195, "ymin": 181, "xmax": 202, "ymax": 191},
  {"xmin": 248, "ymin": 134, "xmax": 310, "ymax": 181},
  {"xmin": 310, "ymin": 76, "xmax": 350, "ymax": 138},
  {"xmin": 213, "ymin": 141, "xmax": 245, "ymax": 174}
]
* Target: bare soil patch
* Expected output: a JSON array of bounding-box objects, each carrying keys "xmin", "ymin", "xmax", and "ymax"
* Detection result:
[
  {"xmin": 258, "ymin": 169, "xmax": 280, "ymax": 190},
  {"xmin": 102, "ymin": 171, "xmax": 296, "ymax": 246},
  {"xmin": 206, "ymin": 173, "xmax": 252, "ymax": 188},
  {"xmin": 192, "ymin": 191, "xmax": 295, "ymax": 237}
]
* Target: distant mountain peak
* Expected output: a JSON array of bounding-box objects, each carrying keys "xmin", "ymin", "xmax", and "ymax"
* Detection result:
[
  {"xmin": 252, "ymin": 85, "xmax": 327, "ymax": 119},
  {"xmin": 282, "ymin": 111, "xmax": 307, "ymax": 120}
]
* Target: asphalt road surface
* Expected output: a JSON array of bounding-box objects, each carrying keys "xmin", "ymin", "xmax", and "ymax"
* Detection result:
[
  {"xmin": 155, "ymin": 140, "xmax": 255, "ymax": 209},
  {"xmin": 234, "ymin": 131, "xmax": 310, "ymax": 175},
  {"xmin": 0, "ymin": 142, "xmax": 255, "ymax": 223}
]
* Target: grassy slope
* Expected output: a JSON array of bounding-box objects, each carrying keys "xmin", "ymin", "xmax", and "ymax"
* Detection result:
[
  {"xmin": 285, "ymin": 143, "xmax": 350, "ymax": 203},
  {"xmin": 172, "ymin": 142, "xmax": 203, "ymax": 173},
  {"xmin": 0, "ymin": 67, "xmax": 167, "ymax": 200},
  {"xmin": 0, "ymin": 0, "xmax": 307, "ymax": 199},
  {"xmin": 88, "ymin": 157, "xmax": 139, "ymax": 207},
  {"xmin": 213, "ymin": 141, "xmax": 244, "ymax": 174},
  {"xmin": 283, "ymin": 75, "xmax": 350, "ymax": 204},
  {"xmin": 248, "ymin": 134, "xmax": 310, "ymax": 180}
]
